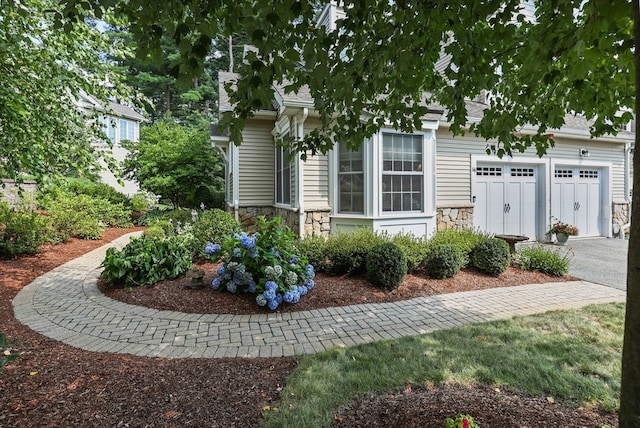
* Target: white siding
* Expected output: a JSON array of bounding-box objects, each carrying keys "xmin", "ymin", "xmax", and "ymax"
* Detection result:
[
  {"xmin": 303, "ymin": 119, "xmax": 330, "ymax": 209},
  {"xmin": 550, "ymin": 137, "xmax": 625, "ymax": 202},
  {"xmin": 436, "ymin": 132, "xmax": 626, "ymax": 206},
  {"xmin": 239, "ymin": 120, "xmax": 275, "ymax": 205}
]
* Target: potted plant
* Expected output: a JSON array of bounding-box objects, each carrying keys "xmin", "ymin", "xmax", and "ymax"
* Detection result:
[{"xmin": 547, "ymin": 221, "xmax": 579, "ymax": 245}]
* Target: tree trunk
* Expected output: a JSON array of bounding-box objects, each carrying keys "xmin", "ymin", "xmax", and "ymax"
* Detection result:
[{"xmin": 619, "ymin": 1, "xmax": 640, "ymax": 426}]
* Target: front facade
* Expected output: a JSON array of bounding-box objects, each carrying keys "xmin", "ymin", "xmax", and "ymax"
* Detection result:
[
  {"xmin": 212, "ymin": 2, "xmax": 633, "ymax": 241},
  {"xmin": 213, "ymin": 71, "xmax": 633, "ymax": 242}
]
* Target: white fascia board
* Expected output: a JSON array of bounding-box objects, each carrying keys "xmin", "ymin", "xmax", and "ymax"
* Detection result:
[{"xmin": 440, "ymin": 120, "xmax": 633, "ymax": 144}]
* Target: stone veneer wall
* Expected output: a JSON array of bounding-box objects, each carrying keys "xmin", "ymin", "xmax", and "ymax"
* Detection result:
[
  {"xmin": 436, "ymin": 205, "xmax": 474, "ymax": 231},
  {"xmin": 303, "ymin": 209, "xmax": 331, "ymax": 238},
  {"xmin": 231, "ymin": 206, "xmax": 276, "ymax": 233},
  {"xmin": 1, "ymin": 180, "xmax": 38, "ymax": 208},
  {"xmin": 228, "ymin": 205, "xmax": 332, "ymax": 238},
  {"xmin": 612, "ymin": 201, "xmax": 631, "ymax": 236}
]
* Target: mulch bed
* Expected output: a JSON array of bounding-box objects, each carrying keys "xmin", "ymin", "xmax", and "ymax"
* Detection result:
[{"xmin": 0, "ymin": 228, "xmax": 619, "ymax": 427}]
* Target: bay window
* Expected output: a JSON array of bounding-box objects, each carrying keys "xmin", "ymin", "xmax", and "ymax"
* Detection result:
[
  {"xmin": 382, "ymin": 133, "xmax": 423, "ymax": 212},
  {"xmin": 338, "ymin": 141, "xmax": 364, "ymax": 213},
  {"xmin": 276, "ymin": 142, "xmax": 291, "ymax": 205}
]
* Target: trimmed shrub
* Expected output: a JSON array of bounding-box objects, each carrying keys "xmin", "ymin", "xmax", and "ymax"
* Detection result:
[
  {"xmin": 471, "ymin": 237, "xmax": 511, "ymax": 276},
  {"xmin": 297, "ymin": 234, "xmax": 329, "ymax": 272},
  {"xmin": 427, "ymin": 228, "xmax": 489, "ymax": 268},
  {"xmin": 143, "ymin": 226, "xmax": 166, "ymax": 239},
  {"xmin": 100, "ymin": 235, "xmax": 192, "ymax": 288},
  {"xmin": 391, "ymin": 233, "xmax": 429, "ymax": 272},
  {"xmin": 325, "ymin": 228, "xmax": 387, "ymax": 276},
  {"xmin": 517, "ymin": 245, "xmax": 571, "ymax": 277},
  {"xmin": 190, "ymin": 209, "xmax": 241, "ymax": 258},
  {"xmin": 0, "ymin": 202, "xmax": 47, "ymax": 257},
  {"xmin": 424, "ymin": 243, "xmax": 464, "ymax": 279},
  {"xmin": 365, "ymin": 242, "xmax": 407, "ymax": 290}
]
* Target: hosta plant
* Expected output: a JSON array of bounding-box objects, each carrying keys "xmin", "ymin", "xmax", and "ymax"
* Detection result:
[{"xmin": 206, "ymin": 216, "xmax": 315, "ymax": 310}]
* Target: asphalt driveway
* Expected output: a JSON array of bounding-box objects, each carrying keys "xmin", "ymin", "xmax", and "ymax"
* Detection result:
[{"xmin": 550, "ymin": 237, "xmax": 628, "ymax": 290}]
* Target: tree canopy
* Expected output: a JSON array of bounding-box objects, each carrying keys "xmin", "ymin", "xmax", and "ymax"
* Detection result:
[
  {"xmin": 59, "ymin": 0, "xmax": 633, "ymax": 157},
  {"xmin": 0, "ymin": 0, "xmax": 137, "ymax": 183},
  {"xmin": 122, "ymin": 117, "xmax": 223, "ymax": 208},
  {"xmin": 59, "ymin": 0, "xmax": 639, "ymax": 425}
]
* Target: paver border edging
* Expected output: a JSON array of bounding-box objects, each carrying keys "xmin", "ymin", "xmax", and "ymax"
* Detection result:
[{"xmin": 12, "ymin": 232, "xmax": 627, "ymax": 359}]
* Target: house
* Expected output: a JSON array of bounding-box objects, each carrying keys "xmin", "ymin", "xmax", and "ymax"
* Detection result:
[
  {"xmin": 78, "ymin": 93, "xmax": 145, "ymax": 196},
  {"xmin": 210, "ymin": 4, "xmax": 634, "ymax": 242}
]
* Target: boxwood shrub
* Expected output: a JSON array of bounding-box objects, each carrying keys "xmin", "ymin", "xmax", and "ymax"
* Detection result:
[
  {"xmin": 424, "ymin": 243, "xmax": 464, "ymax": 279},
  {"xmin": 325, "ymin": 228, "xmax": 387, "ymax": 276},
  {"xmin": 365, "ymin": 242, "xmax": 407, "ymax": 290},
  {"xmin": 470, "ymin": 237, "xmax": 511, "ymax": 276}
]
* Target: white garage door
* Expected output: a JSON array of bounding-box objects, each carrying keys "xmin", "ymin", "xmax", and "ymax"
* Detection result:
[
  {"xmin": 474, "ymin": 164, "xmax": 537, "ymax": 239},
  {"xmin": 551, "ymin": 167, "xmax": 601, "ymax": 237}
]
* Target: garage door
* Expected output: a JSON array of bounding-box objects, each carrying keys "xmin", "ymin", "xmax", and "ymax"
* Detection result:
[
  {"xmin": 474, "ymin": 164, "xmax": 537, "ymax": 239},
  {"xmin": 551, "ymin": 167, "xmax": 601, "ymax": 237}
]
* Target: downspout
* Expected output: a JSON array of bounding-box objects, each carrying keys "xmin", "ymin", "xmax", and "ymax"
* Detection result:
[
  {"xmin": 233, "ymin": 143, "xmax": 240, "ymax": 222},
  {"xmin": 297, "ymin": 108, "xmax": 309, "ymax": 237},
  {"xmin": 620, "ymin": 142, "xmax": 633, "ymax": 238}
]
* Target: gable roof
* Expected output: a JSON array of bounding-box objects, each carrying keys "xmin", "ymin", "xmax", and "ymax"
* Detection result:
[
  {"xmin": 218, "ymin": 72, "xmax": 633, "ymax": 142},
  {"xmin": 79, "ymin": 92, "xmax": 145, "ymax": 122}
]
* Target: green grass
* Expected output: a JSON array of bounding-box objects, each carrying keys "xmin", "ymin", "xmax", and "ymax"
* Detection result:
[{"xmin": 263, "ymin": 303, "xmax": 624, "ymax": 427}]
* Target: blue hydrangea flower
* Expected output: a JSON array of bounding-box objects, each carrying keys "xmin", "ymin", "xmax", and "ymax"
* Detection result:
[
  {"xmin": 270, "ymin": 248, "xmax": 280, "ymax": 257},
  {"xmin": 211, "ymin": 277, "xmax": 221, "ymax": 290},
  {"xmin": 284, "ymin": 291, "xmax": 300, "ymax": 304},
  {"xmin": 283, "ymin": 291, "xmax": 295, "ymax": 303},
  {"xmin": 227, "ymin": 281, "xmax": 237, "ymax": 293},
  {"xmin": 305, "ymin": 279, "xmax": 315, "ymax": 290},
  {"xmin": 233, "ymin": 247, "xmax": 242, "ymax": 258},
  {"xmin": 204, "ymin": 242, "xmax": 221, "ymax": 255},
  {"xmin": 289, "ymin": 256, "xmax": 300, "ymax": 264},
  {"xmin": 264, "ymin": 289, "xmax": 276, "ymax": 301},
  {"xmin": 233, "ymin": 233, "xmax": 240, "ymax": 239},
  {"xmin": 275, "ymin": 293, "xmax": 283, "ymax": 304},
  {"xmin": 306, "ymin": 264, "xmax": 315, "ymax": 279},
  {"xmin": 268, "ymin": 299, "xmax": 279, "ymax": 310},
  {"xmin": 240, "ymin": 235, "xmax": 255, "ymax": 249},
  {"xmin": 265, "ymin": 280, "xmax": 278, "ymax": 291},
  {"xmin": 248, "ymin": 280, "xmax": 257, "ymax": 293},
  {"xmin": 298, "ymin": 285, "xmax": 308, "ymax": 296},
  {"xmin": 249, "ymin": 247, "xmax": 258, "ymax": 258},
  {"xmin": 256, "ymin": 294, "xmax": 267, "ymax": 306},
  {"xmin": 217, "ymin": 265, "xmax": 225, "ymax": 276}
]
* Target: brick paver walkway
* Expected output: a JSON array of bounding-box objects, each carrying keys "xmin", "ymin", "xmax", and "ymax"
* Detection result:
[{"xmin": 12, "ymin": 233, "xmax": 626, "ymax": 359}]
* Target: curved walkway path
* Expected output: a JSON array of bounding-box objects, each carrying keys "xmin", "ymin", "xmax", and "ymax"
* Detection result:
[{"xmin": 12, "ymin": 233, "xmax": 626, "ymax": 359}]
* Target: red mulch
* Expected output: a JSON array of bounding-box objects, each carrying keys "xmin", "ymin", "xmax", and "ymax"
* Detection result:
[{"xmin": 0, "ymin": 228, "xmax": 618, "ymax": 427}]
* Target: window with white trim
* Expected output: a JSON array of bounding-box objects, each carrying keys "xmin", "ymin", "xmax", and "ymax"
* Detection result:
[
  {"xmin": 381, "ymin": 133, "xmax": 423, "ymax": 212},
  {"xmin": 275, "ymin": 140, "xmax": 291, "ymax": 205},
  {"xmin": 338, "ymin": 141, "xmax": 364, "ymax": 213},
  {"xmin": 119, "ymin": 118, "xmax": 135, "ymax": 142}
]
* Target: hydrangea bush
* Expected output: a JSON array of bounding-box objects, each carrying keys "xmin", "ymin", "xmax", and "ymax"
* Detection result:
[{"xmin": 205, "ymin": 216, "xmax": 315, "ymax": 310}]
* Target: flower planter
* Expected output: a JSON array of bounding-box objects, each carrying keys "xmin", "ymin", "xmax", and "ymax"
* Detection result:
[{"xmin": 556, "ymin": 233, "xmax": 569, "ymax": 245}]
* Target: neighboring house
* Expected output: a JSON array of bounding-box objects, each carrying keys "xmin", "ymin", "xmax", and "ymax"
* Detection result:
[
  {"xmin": 79, "ymin": 93, "xmax": 145, "ymax": 196},
  {"xmin": 211, "ymin": 4, "xmax": 634, "ymax": 241}
]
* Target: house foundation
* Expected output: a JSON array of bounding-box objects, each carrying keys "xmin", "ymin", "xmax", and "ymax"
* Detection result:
[{"xmin": 436, "ymin": 205, "xmax": 474, "ymax": 231}]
